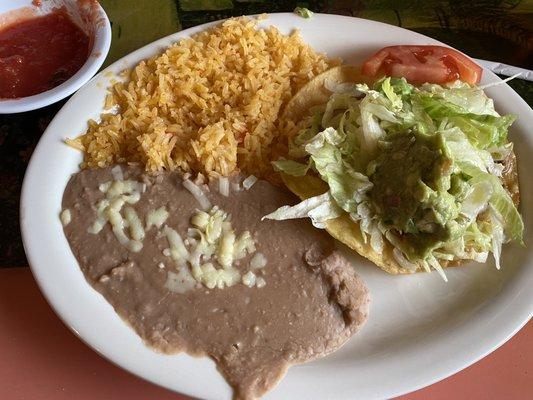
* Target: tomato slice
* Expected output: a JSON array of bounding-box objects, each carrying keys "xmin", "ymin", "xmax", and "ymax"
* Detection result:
[{"xmin": 362, "ymin": 45, "xmax": 482, "ymax": 85}]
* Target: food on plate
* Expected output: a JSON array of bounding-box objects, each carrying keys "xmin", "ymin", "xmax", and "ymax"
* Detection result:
[
  {"xmin": 59, "ymin": 16, "xmax": 371, "ymax": 399},
  {"xmin": 266, "ymin": 64, "xmax": 523, "ymax": 277},
  {"xmin": 61, "ymin": 165, "xmax": 369, "ymax": 399},
  {"xmin": 294, "ymin": 7, "xmax": 314, "ymax": 19},
  {"xmin": 57, "ymin": 11, "xmax": 521, "ymax": 397},
  {"xmin": 0, "ymin": 8, "xmax": 89, "ymax": 98},
  {"xmin": 361, "ymin": 45, "xmax": 483, "ymax": 85},
  {"xmin": 67, "ymin": 15, "xmax": 338, "ymax": 178}
]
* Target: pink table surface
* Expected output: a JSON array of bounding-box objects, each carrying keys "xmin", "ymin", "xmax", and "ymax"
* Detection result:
[{"xmin": 0, "ymin": 268, "xmax": 531, "ymax": 400}]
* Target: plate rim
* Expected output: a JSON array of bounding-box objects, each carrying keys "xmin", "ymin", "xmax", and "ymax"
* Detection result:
[{"xmin": 20, "ymin": 12, "xmax": 533, "ymax": 400}]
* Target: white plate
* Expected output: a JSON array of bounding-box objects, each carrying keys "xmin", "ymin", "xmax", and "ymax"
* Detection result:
[{"xmin": 21, "ymin": 13, "xmax": 533, "ymax": 400}]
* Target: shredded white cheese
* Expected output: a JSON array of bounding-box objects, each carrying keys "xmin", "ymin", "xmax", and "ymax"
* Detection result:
[
  {"xmin": 195, "ymin": 264, "xmax": 240, "ymax": 289},
  {"xmin": 165, "ymin": 269, "xmax": 197, "ymax": 294},
  {"xmin": 249, "ymin": 252, "xmax": 267, "ymax": 269},
  {"xmin": 191, "ymin": 210, "xmax": 209, "ymax": 230},
  {"xmin": 163, "ymin": 226, "xmax": 189, "ymax": 263},
  {"xmin": 234, "ymin": 231, "xmax": 256, "ymax": 259},
  {"xmin": 99, "ymin": 182, "xmax": 111, "ymax": 193},
  {"xmin": 79, "ymin": 170, "xmax": 268, "ymax": 291},
  {"xmin": 217, "ymin": 230, "xmax": 235, "ymax": 268},
  {"xmin": 85, "ymin": 174, "xmax": 145, "ymax": 252},
  {"xmin": 60, "ymin": 209, "xmax": 72, "ymax": 226},
  {"xmin": 146, "ymin": 206, "xmax": 169, "ymax": 230},
  {"xmin": 127, "ymin": 240, "xmax": 143, "ymax": 252},
  {"xmin": 124, "ymin": 207, "xmax": 145, "ymax": 241},
  {"xmin": 204, "ymin": 210, "xmax": 224, "ymax": 245},
  {"xmin": 162, "ymin": 206, "xmax": 265, "ymax": 290},
  {"xmin": 242, "ymin": 271, "xmax": 257, "ymax": 287}
]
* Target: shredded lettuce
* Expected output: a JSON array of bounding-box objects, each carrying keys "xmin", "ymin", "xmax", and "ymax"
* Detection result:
[
  {"xmin": 272, "ymin": 159, "xmax": 310, "ymax": 176},
  {"xmin": 262, "ymin": 192, "xmax": 342, "ymax": 228},
  {"xmin": 460, "ymin": 180, "xmax": 493, "ymax": 222},
  {"xmin": 416, "ymin": 94, "xmax": 516, "ymax": 149},
  {"xmin": 303, "ymin": 127, "xmax": 373, "ymax": 213},
  {"xmin": 294, "ymin": 7, "xmax": 314, "ymax": 19},
  {"xmin": 420, "ymin": 81, "xmax": 499, "ymax": 116},
  {"xmin": 469, "ymin": 172, "xmax": 524, "ymax": 243},
  {"xmin": 268, "ymin": 76, "xmax": 523, "ymax": 277},
  {"xmin": 489, "ymin": 206, "xmax": 505, "ymax": 269},
  {"xmin": 441, "ymin": 127, "xmax": 500, "ymax": 175}
]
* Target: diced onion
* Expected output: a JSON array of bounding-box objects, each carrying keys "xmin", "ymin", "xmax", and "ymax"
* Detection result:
[
  {"xmin": 242, "ymin": 175, "xmax": 257, "ymax": 190},
  {"xmin": 183, "ymin": 179, "xmax": 211, "ymax": 210},
  {"xmin": 256, "ymin": 277, "xmax": 266, "ymax": 288},
  {"xmin": 218, "ymin": 177, "xmax": 230, "ymax": 197}
]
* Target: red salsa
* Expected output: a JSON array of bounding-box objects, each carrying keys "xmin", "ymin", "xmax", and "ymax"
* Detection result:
[{"xmin": 0, "ymin": 9, "xmax": 90, "ymax": 99}]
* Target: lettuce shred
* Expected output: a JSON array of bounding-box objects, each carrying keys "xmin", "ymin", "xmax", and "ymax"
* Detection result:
[{"xmin": 266, "ymin": 77, "xmax": 523, "ymax": 277}]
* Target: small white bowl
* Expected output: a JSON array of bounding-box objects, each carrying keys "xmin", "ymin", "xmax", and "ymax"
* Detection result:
[{"xmin": 0, "ymin": 0, "xmax": 111, "ymax": 114}]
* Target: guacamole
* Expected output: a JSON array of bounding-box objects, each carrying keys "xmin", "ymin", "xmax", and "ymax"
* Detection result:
[{"xmin": 369, "ymin": 132, "xmax": 462, "ymax": 260}]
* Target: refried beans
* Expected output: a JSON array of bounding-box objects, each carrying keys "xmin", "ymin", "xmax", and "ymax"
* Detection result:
[{"xmin": 61, "ymin": 165, "xmax": 369, "ymax": 400}]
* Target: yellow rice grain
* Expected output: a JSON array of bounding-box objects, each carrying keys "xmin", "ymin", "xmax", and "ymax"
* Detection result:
[{"xmin": 69, "ymin": 15, "xmax": 338, "ymax": 177}]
